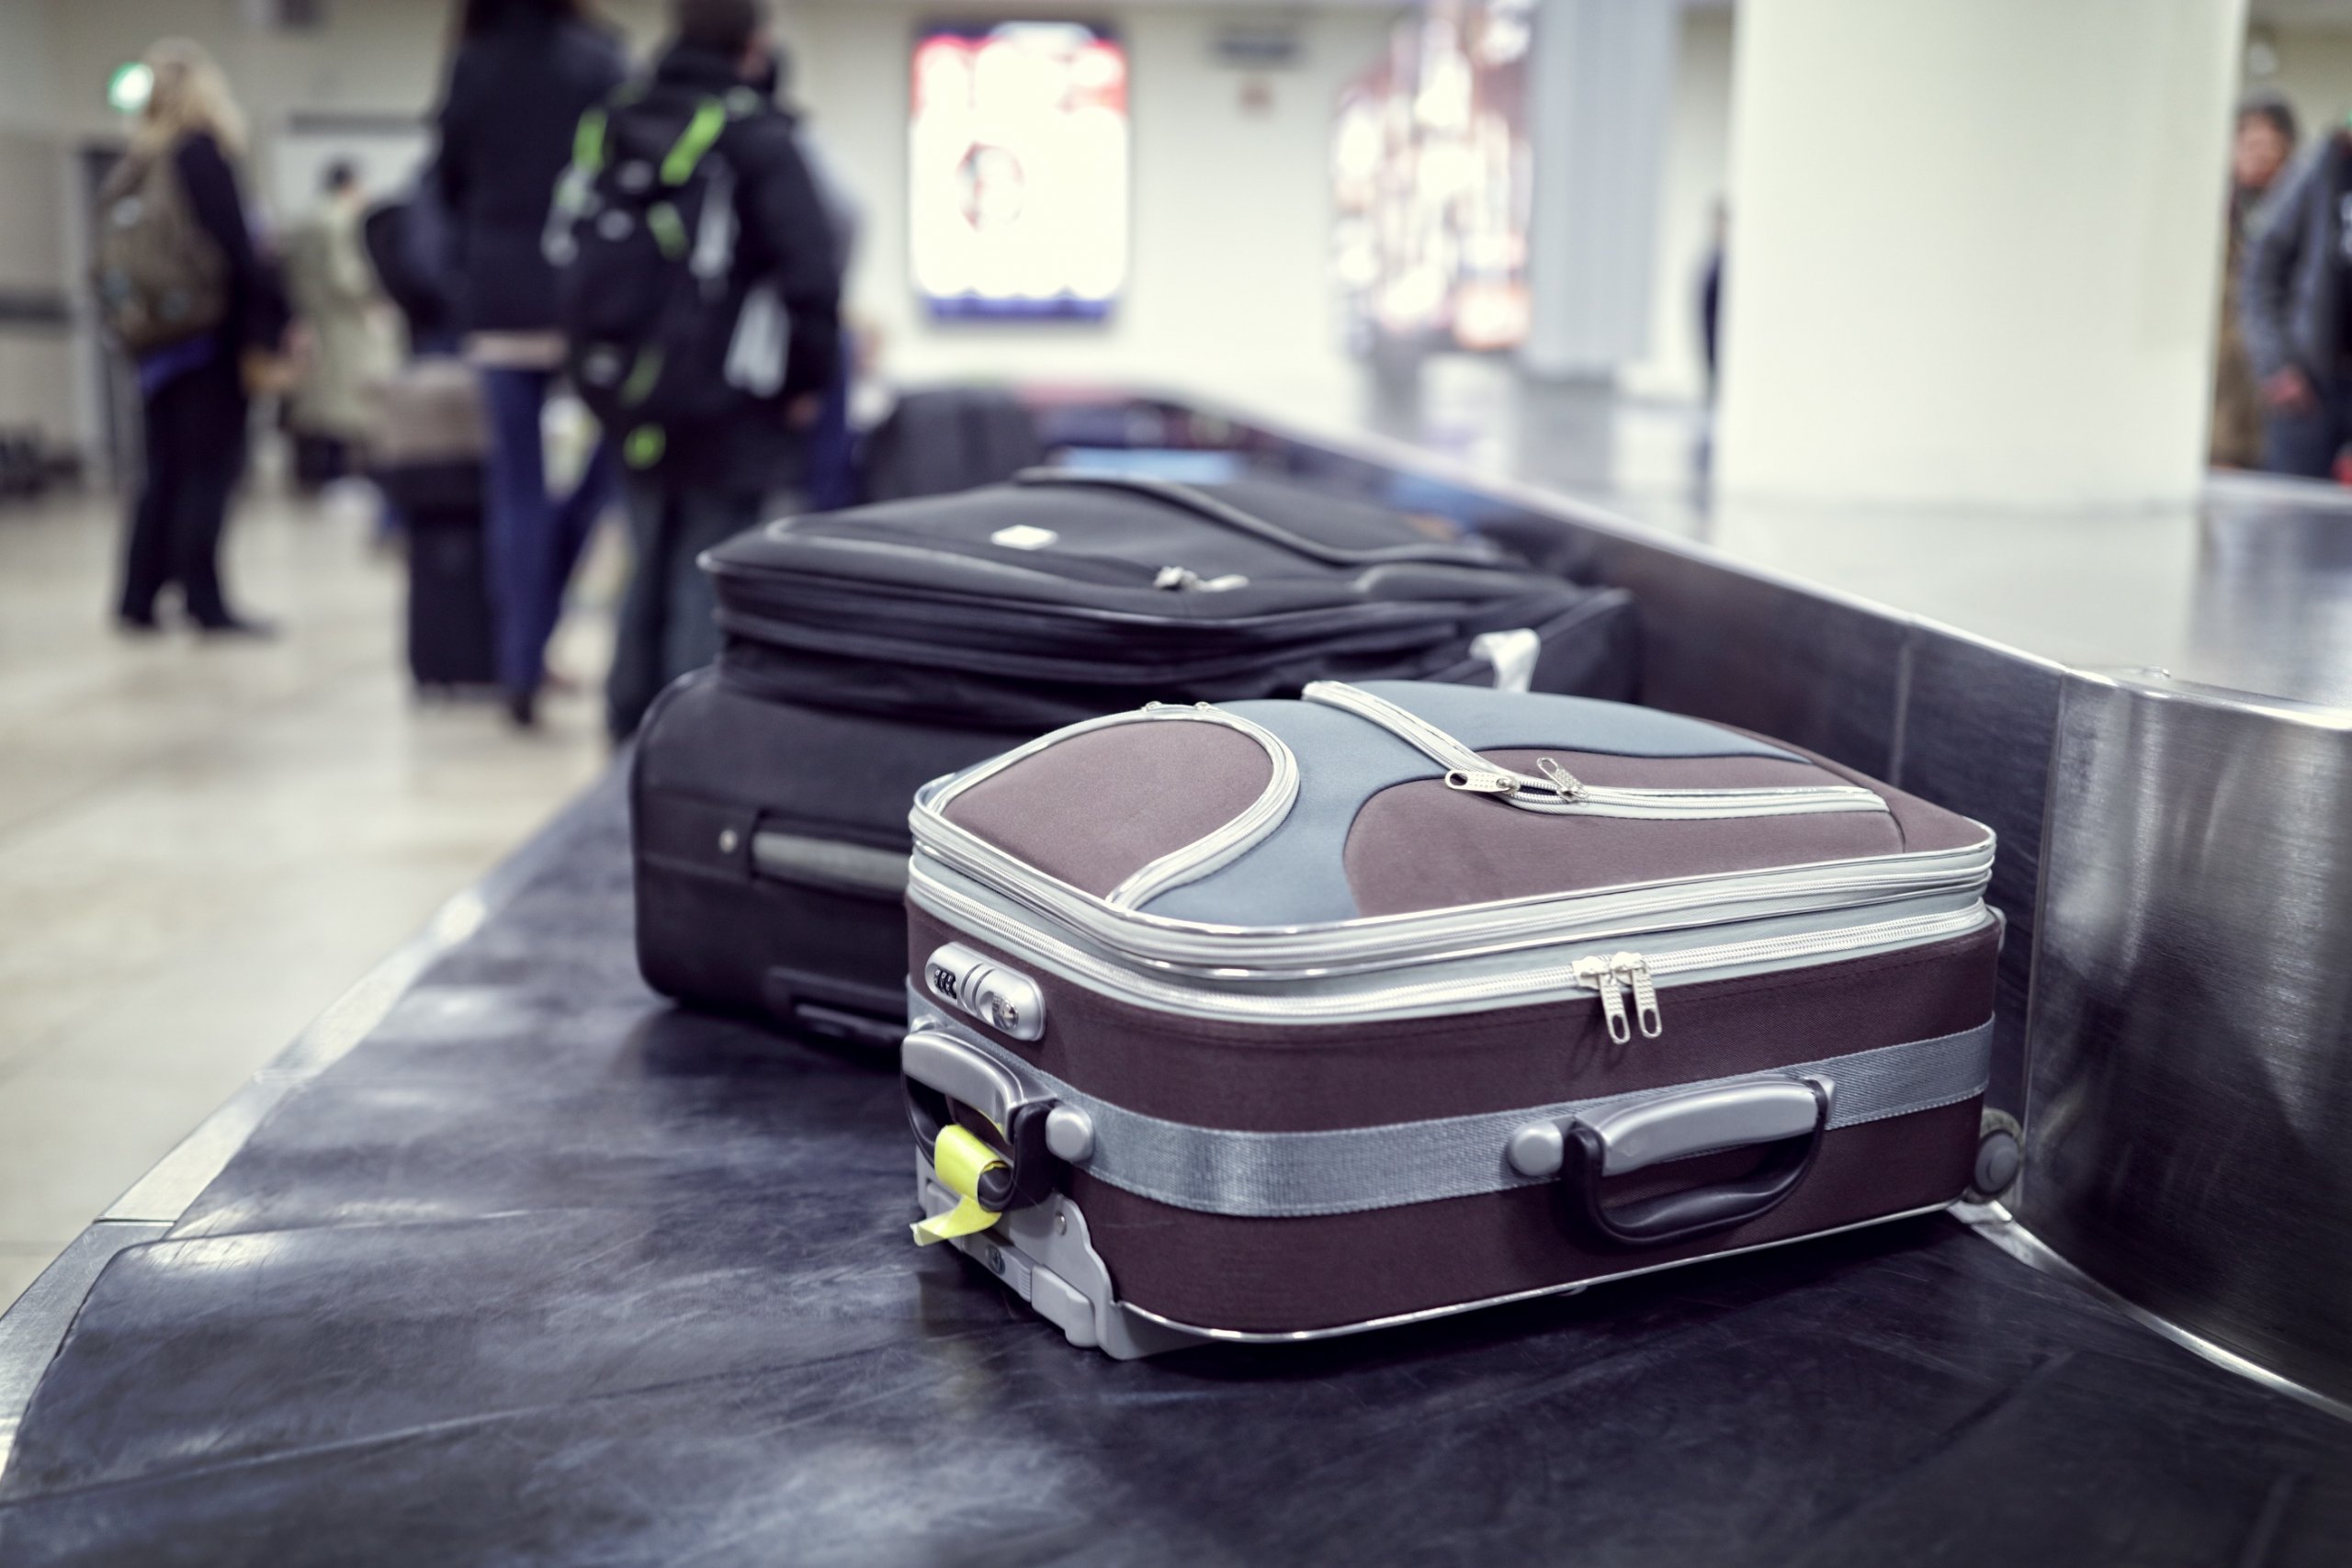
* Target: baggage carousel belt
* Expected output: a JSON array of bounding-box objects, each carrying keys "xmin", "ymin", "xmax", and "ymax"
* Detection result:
[{"xmin": 0, "ymin": 772, "xmax": 2345, "ymax": 1566}]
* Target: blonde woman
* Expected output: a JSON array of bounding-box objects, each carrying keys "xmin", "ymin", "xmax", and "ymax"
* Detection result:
[{"xmin": 110, "ymin": 39, "xmax": 286, "ymax": 637}]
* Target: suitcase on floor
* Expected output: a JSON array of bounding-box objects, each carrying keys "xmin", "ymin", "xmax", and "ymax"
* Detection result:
[
  {"xmin": 897, "ymin": 679, "xmax": 2001, "ymax": 1356},
  {"xmin": 402, "ymin": 503, "xmax": 498, "ymax": 692},
  {"xmin": 629, "ymin": 470, "xmax": 1640, "ymax": 1041}
]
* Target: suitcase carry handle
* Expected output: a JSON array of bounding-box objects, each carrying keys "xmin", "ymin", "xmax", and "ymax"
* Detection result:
[
  {"xmin": 1012, "ymin": 468, "xmax": 1496, "ymax": 570},
  {"xmin": 902, "ymin": 1028, "xmax": 1094, "ymax": 1216},
  {"xmin": 1540, "ymin": 1078, "xmax": 1830, "ymax": 1249}
]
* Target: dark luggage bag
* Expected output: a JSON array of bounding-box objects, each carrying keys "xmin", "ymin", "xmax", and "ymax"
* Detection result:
[
  {"xmin": 630, "ymin": 470, "xmax": 1640, "ymax": 1042},
  {"xmin": 859, "ymin": 387, "xmax": 1046, "ymax": 501},
  {"xmin": 898, "ymin": 679, "xmax": 2002, "ymax": 1355},
  {"xmin": 403, "ymin": 511, "xmax": 498, "ymax": 691},
  {"xmin": 374, "ymin": 360, "xmax": 496, "ymax": 693}
]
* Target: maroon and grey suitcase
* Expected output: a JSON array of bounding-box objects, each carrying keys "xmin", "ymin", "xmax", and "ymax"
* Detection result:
[{"xmin": 898, "ymin": 680, "xmax": 2000, "ymax": 1356}]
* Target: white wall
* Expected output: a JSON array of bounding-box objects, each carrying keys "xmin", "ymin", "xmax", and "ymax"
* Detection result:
[
  {"xmin": 1619, "ymin": 1, "xmax": 1732, "ymax": 403},
  {"xmin": 790, "ymin": 1, "xmax": 1402, "ymax": 423},
  {"xmin": 1716, "ymin": 0, "xmax": 2246, "ymax": 512}
]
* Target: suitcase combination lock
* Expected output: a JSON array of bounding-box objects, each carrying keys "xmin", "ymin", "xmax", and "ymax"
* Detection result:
[{"xmin": 924, "ymin": 943, "xmax": 1046, "ymax": 1042}]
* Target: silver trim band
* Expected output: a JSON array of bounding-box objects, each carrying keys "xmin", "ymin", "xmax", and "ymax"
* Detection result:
[{"xmin": 913, "ymin": 1010, "xmax": 1993, "ymax": 1218}]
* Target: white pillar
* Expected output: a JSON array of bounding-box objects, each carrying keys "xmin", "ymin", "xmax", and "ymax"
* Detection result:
[
  {"xmin": 1714, "ymin": 0, "xmax": 2245, "ymax": 511},
  {"xmin": 1520, "ymin": 0, "xmax": 1679, "ymax": 381}
]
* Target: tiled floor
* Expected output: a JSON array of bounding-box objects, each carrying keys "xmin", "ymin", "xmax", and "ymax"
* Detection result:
[{"xmin": 0, "ymin": 483, "xmax": 614, "ymax": 1312}]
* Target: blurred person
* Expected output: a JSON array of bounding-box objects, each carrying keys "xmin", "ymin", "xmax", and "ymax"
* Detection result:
[
  {"xmin": 2241, "ymin": 107, "xmax": 2352, "ymax": 479},
  {"xmin": 283, "ymin": 161, "xmax": 398, "ymax": 490},
  {"xmin": 2212, "ymin": 96, "xmax": 2297, "ymax": 468},
  {"xmin": 569, "ymin": 0, "xmax": 842, "ymax": 742},
  {"xmin": 434, "ymin": 0, "xmax": 627, "ymax": 728},
  {"xmin": 747, "ymin": 43, "xmax": 863, "ymax": 512},
  {"xmin": 362, "ymin": 172, "xmax": 461, "ymax": 358},
  {"xmin": 104, "ymin": 39, "xmax": 288, "ymax": 637}
]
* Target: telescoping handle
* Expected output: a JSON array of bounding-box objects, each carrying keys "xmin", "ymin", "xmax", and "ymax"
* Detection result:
[
  {"xmin": 1507, "ymin": 1077, "xmax": 1830, "ymax": 1249},
  {"xmin": 901, "ymin": 1028, "xmax": 1094, "ymax": 1228}
]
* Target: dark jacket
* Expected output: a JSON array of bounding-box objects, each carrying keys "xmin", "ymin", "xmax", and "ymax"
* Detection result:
[
  {"xmin": 140, "ymin": 131, "xmax": 287, "ymax": 403},
  {"xmin": 2241, "ymin": 134, "xmax": 2351, "ymax": 385},
  {"xmin": 630, "ymin": 42, "xmax": 844, "ymax": 493},
  {"xmin": 434, "ymin": 15, "xmax": 626, "ymax": 333}
]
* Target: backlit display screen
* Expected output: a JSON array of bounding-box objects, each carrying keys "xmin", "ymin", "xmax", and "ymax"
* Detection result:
[
  {"xmin": 910, "ymin": 20, "xmax": 1129, "ymax": 320},
  {"xmin": 1333, "ymin": 0, "xmax": 1532, "ymax": 353}
]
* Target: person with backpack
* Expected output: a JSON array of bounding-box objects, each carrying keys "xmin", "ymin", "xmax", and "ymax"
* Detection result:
[
  {"xmin": 433, "ymin": 0, "xmax": 628, "ymax": 728},
  {"xmin": 550, "ymin": 0, "xmax": 842, "ymax": 741},
  {"xmin": 96, "ymin": 39, "xmax": 288, "ymax": 637}
]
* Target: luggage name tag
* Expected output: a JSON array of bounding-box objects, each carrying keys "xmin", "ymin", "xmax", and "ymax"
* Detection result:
[{"xmin": 911, "ymin": 1123, "xmax": 1008, "ymax": 1247}]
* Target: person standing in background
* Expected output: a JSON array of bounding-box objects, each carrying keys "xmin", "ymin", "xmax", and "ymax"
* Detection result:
[
  {"xmin": 585, "ymin": 0, "xmax": 842, "ymax": 742},
  {"xmin": 2213, "ymin": 96, "xmax": 2297, "ymax": 469},
  {"xmin": 108, "ymin": 40, "xmax": 288, "ymax": 638},
  {"xmin": 2241, "ymin": 108, "xmax": 2352, "ymax": 479},
  {"xmin": 283, "ymin": 161, "xmax": 398, "ymax": 491},
  {"xmin": 434, "ymin": 0, "xmax": 627, "ymax": 728}
]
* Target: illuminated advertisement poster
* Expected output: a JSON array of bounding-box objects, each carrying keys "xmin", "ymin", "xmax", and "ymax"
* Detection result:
[
  {"xmin": 910, "ymin": 20, "xmax": 1129, "ymax": 320},
  {"xmin": 1332, "ymin": 0, "xmax": 1532, "ymax": 352}
]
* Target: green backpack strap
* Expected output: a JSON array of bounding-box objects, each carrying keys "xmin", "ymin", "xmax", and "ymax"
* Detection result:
[{"xmin": 661, "ymin": 96, "xmax": 730, "ymax": 186}]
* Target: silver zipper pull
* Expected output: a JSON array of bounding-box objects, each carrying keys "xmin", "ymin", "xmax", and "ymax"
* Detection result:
[
  {"xmin": 1444, "ymin": 768, "xmax": 1521, "ymax": 795},
  {"xmin": 1533, "ymin": 757, "xmax": 1586, "ymax": 800},
  {"xmin": 1576, "ymin": 956, "xmax": 1630, "ymax": 1043},
  {"xmin": 1612, "ymin": 953, "xmax": 1662, "ymax": 1038},
  {"xmin": 1153, "ymin": 566, "xmax": 1200, "ymax": 590}
]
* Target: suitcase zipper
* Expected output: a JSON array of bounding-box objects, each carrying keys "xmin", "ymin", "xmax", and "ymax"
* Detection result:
[
  {"xmin": 910, "ymin": 866, "xmax": 1990, "ymax": 1030},
  {"xmin": 924, "ymin": 702, "xmax": 1301, "ymax": 914},
  {"xmin": 1301, "ymin": 681, "xmax": 1889, "ymax": 820}
]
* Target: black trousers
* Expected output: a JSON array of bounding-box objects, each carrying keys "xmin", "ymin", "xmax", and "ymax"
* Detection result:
[
  {"xmin": 119, "ymin": 359, "xmax": 249, "ymax": 626},
  {"xmin": 605, "ymin": 478, "xmax": 765, "ymax": 742}
]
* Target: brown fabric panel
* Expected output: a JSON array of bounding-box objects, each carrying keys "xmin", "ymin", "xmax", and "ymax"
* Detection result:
[
  {"xmin": 941, "ymin": 720, "xmax": 1272, "ymax": 898},
  {"xmin": 1712, "ymin": 725, "xmax": 1989, "ymax": 856},
  {"xmin": 1346, "ymin": 747, "xmax": 1905, "ymax": 918},
  {"xmin": 907, "ymin": 908, "xmax": 1999, "ymax": 1132},
  {"xmin": 1070, "ymin": 1100, "xmax": 1982, "ymax": 1335}
]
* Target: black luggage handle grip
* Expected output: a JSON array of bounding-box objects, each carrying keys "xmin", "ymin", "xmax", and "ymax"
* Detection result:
[
  {"xmin": 1012, "ymin": 468, "xmax": 1499, "ymax": 570},
  {"xmin": 1530, "ymin": 1078, "xmax": 1830, "ymax": 1250}
]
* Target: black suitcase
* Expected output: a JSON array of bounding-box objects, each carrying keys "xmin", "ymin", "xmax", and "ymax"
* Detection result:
[
  {"xmin": 631, "ymin": 469, "xmax": 1640, "ymax": 1040},
  {"xmin": 401, "ymin": 499, "xmax": 498, "ymax": 692},
  {"xmin": 860, "ymin": 388, "xmax": 1046, "ymax": 502}
]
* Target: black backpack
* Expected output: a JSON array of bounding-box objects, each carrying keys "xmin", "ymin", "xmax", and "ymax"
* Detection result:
[{"xmin": 548, "ymin": 86, "xmax": 776, "ymax": 470}]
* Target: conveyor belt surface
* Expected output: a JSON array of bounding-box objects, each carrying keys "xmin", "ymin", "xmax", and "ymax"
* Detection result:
[{"xmin": 0, "ymin": 777, "xmax": 2346, "ymax": 1566}]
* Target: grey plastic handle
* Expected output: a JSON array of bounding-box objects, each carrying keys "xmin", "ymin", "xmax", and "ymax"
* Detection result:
[
  {"xmin": 900, "ymin": 1029, "xmax": 1094, "ymax": 1164},
  {"xmin": 1557, "ymin": 1078, "xmax": 1830, "ymax": 1250},
  {"xmin": 1578, "ymin": 1078, "xmax": 1826, "ymax": 1175},
  {"xmin": 1507, "ymin": 1077, "xmax": 1828, "ymax": 1179}
]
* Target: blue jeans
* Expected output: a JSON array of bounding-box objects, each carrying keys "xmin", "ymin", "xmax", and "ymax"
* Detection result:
[
  {"xmin": 478, "ymin": 367, "xmax": 618, "ymax": 694},
  {"xmin": 2260, "ymin": 377, "xmax": 2352, "ymax": 479},
  {"xmin": 606, "ymin": 478, "xmax": 766, "ymax": 740}
]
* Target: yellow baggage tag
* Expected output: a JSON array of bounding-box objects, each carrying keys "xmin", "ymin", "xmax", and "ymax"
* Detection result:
[{"xmin": 911, "ymin": 1123, "xmax": 1009, "ymax": 1246}]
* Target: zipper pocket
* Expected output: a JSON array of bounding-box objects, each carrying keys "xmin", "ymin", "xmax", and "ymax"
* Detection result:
[
  {"xmin": 1302, "ymin": 681, "xmax": 1889, "ymax": 820},
  {"xmin": 910, "ymin": 863, "xmax": 1989, "ymax": 1030},
  {"xmin": 918, "ymin": 702, "xmax": 1300, "ymax": 913},
  {"xmin": 1013, "ymin": 469, "xmax": 1498, "ymax": 570}
]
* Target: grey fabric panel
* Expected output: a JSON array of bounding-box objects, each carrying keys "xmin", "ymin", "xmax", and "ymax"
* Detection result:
[
  {"xmin": 948, "ymin": 1020, "xmax": 1993, "ymax": 1218},
  {"xmin": 1145, "ymin": 687, "xmax": 1806, "ymax": 926},
  {"xmin": 1144, "ymin": 701, "xmax": 1442, "ymax": 925},
  {"xmin": 1350, "ymin": 681, "xmax": 1799, "ymax": 761},
  {"xmin": 942, "ymin": 720, "xmax": 1272, "ymax": 898}
]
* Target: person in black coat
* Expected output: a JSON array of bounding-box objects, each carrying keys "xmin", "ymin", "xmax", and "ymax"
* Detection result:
[
  {"xmin": 115, "ymin": 40, "xmax": 288, "ymax": 637},
  {"xmin": 433, "ymin": 0, "xmax": 628, "ymax": 727},
  {"xmin": 601, "ymin": 0, "xmax": 843, "ymax": 742}
]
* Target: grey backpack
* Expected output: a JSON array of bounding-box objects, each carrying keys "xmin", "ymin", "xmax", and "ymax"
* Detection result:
[{"xmin": 91, "ymin": 147, "xmax": 229, "ymax": 355}]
